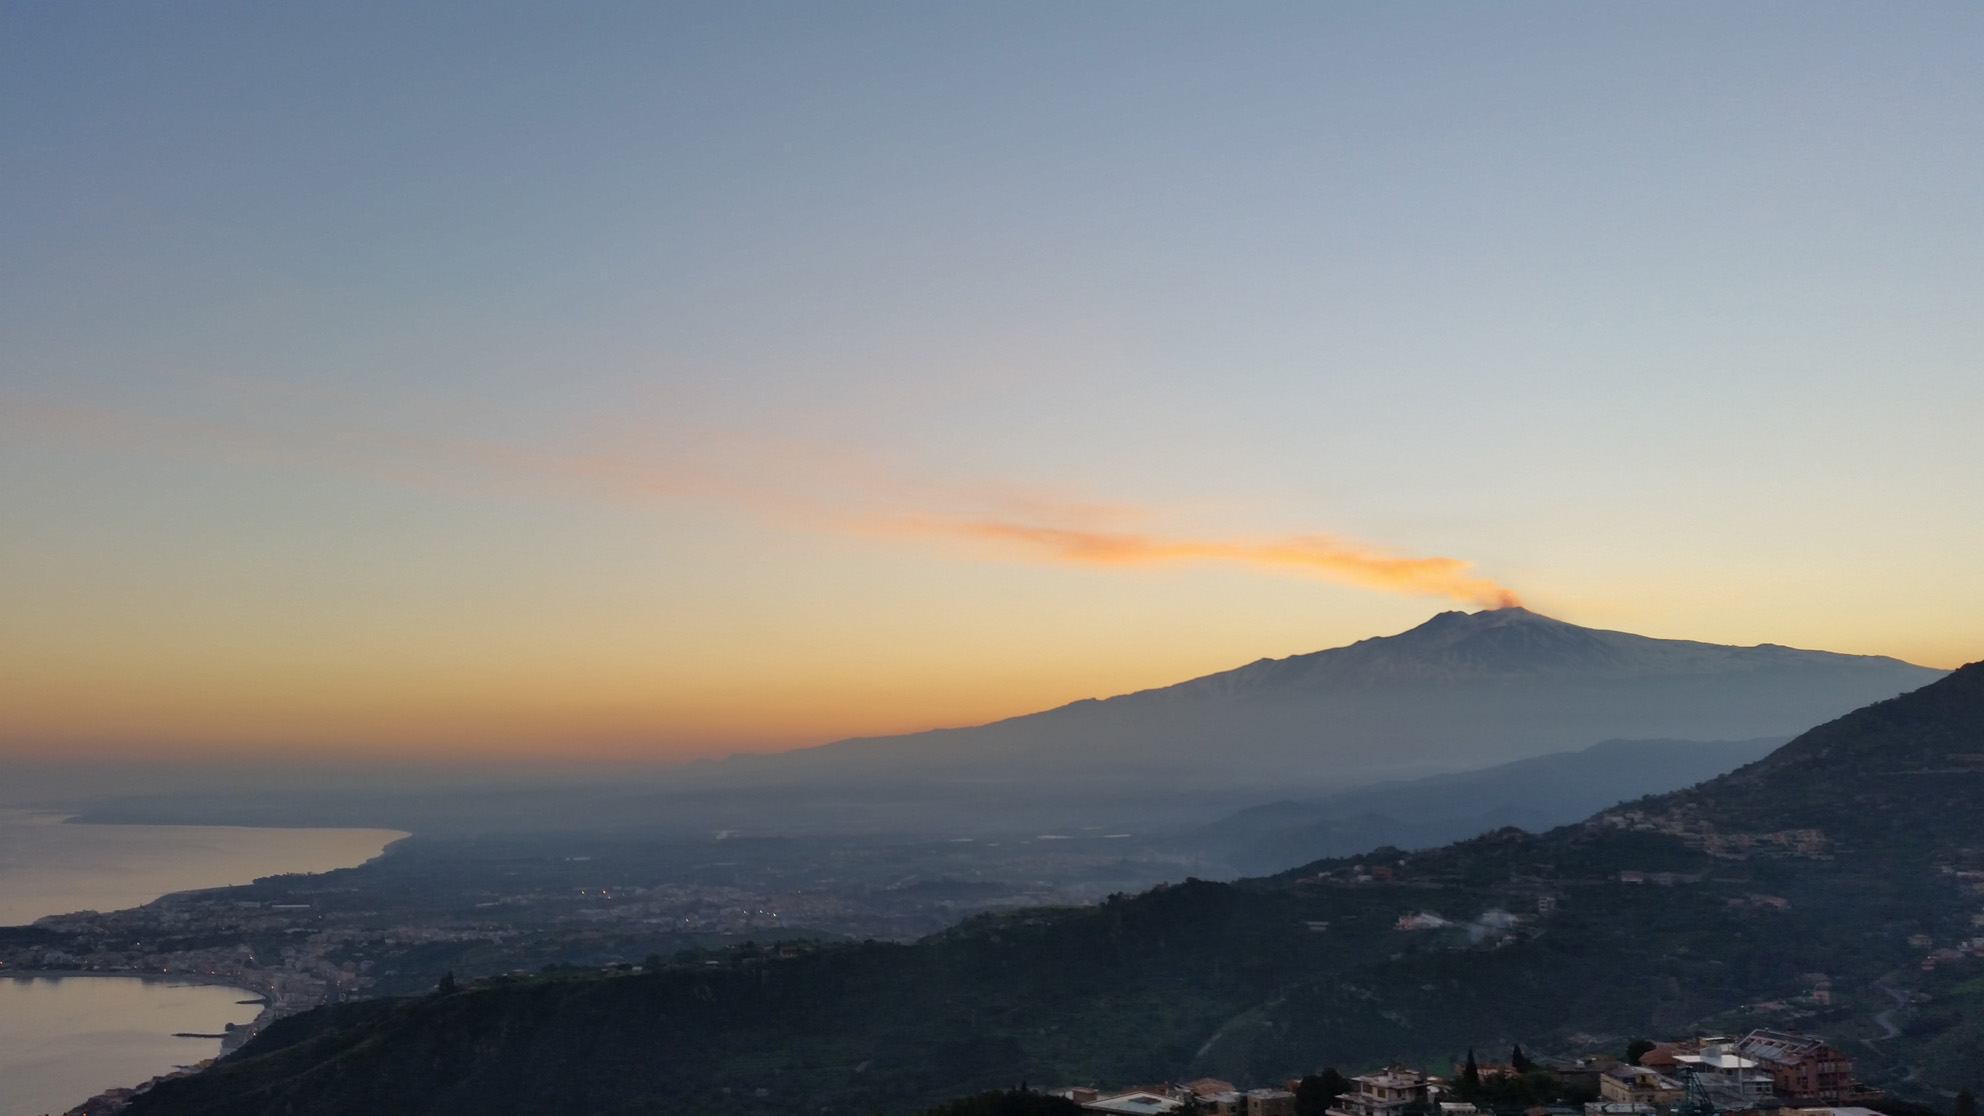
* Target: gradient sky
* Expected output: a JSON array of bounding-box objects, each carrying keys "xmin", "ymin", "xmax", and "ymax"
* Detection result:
[{"xmin": 3, "ymin": 3, "xmax": 1982, "ymax": 764}]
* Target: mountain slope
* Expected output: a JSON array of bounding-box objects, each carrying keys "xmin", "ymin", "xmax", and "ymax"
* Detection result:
[
  {"xmin": 1237, "ymin": 661, "xmax": 1984, "ymax": 1082},
  {"xmin": 52, "ymin": 611, "xmax": 1938, "ymax": 838},
  {"xmin": 1660, "ymin": 658, "xmax": 1984, "ymax": 840},
  {"xmin": 1195, "ymin": 735, "xmax": 1788, "ymax": 873},
  {"xmin": 699, "ymin": 608, "xmax": 1940, "ymax": 792},
  {"xmin": 125, "ymin": 662, "xmax": 1984, "ymax": 1116}
]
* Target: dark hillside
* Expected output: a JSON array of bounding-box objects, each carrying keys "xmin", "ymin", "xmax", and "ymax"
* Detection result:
[
  {"xmin": 1196, "ymin": 735, "xmax": 1786, "ymax": 873},
  {"xmin": 1665, "ymin": 659, "xmax": 1984, "ymax": 841},
  {"xmin": 125, "ymin": 664, "xmax": 1984, "ymax": 1116}
]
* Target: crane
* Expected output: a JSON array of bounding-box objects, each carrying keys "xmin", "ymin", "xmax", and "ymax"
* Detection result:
[{"xmin": 1673, "ymin": 1063, "xmax": 1719, "ymax": 1116}]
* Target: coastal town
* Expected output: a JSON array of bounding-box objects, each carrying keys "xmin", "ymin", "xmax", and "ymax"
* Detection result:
[
  {"xmin": 5, "ymin": 826, "xmax": 1980, "ymax": 1116},
  {"xmin": 6, "ymin": 804, "xmax": 1981, "ymax": 1116},
  {"xmin": 42, "ymin": 1023, "xmax": 1903, "ymax": 1116},
  {"xmin": 0, "ymin": 830, "xmax": 1122, "ymax": 1012}
]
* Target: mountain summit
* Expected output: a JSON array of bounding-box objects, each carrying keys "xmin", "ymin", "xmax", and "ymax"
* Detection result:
[
  {"xmin": 703, "ymin": 610, "xmax": 1942, "ymax": 801},
  {"xmin": 1165, "ymin": 606, "xmax": 1884, "ymax": 695}
]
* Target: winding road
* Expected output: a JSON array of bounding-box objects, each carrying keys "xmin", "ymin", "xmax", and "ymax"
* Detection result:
[{"xmin": 1868, "ymin": 980, "xmax": 1908, "ymax": 1044}]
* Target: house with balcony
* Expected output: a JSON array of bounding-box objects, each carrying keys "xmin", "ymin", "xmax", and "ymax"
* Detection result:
[
  {"xmin": 1599, "ymin": 1064, "xmax": 1684, "ymax": 1107},
  {"xmin": 1328, "ymin": 1068, "xmax": 1431, "ymax": 1116}
]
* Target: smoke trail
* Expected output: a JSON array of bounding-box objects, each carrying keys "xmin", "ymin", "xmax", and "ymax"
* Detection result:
[
  {"xmin": 927, "ymin": 521, "xmax": 1522, "ymax": 608},
  {"xmin": 4, "ymin": 393, "xmax": 1521, "ymax": 608}
]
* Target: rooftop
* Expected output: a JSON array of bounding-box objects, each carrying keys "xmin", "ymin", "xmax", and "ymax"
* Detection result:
[{"xmin": 1083, "ymin": 1092, "xmax": 1184, "ymax": 1116}]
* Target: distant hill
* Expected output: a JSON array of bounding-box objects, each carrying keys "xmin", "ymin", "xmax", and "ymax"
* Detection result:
[
  {"xmin": 1193, "ymin": 735, "xmax": 1787, "ymax": 874},
  {"xmin": 123, "ymin": 663, "xmax": 1984, "ymax": 1116},
  {"xmin": 696, "ymin": 608, "xmax": 1940, "ymax": 795}
]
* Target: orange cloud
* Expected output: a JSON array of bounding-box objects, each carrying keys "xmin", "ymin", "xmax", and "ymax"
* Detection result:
[
  {"xmin": 918, "ymin": 520, "xmax": 1522, "ymax": 608},
  {"xmin": 3, "ymin": 391, "xmax": 1519, "ymax": 607}
]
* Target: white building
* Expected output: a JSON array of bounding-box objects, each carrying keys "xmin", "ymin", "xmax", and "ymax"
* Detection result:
[
  {"xmin": 1082, "ymin": 1091, "xmax": 1185, "ymax": 1116},
  {"xmin": 1674, "ymin": 1044, "xmax": 1775, "ymax": 1107},
  {"xmin": 1328, "ymin": 1068, "xmax": 1430, "ymax": 1116}
]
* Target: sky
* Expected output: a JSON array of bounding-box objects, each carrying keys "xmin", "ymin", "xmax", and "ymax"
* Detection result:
[{"xmin": 3, "ymin": 3, "xmax": 1982, "ymax": 765}]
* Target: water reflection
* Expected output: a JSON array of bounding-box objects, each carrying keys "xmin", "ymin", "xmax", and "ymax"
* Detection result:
[
  {"xmin": 0, "ymin": 976, "xmax": 263, "ymax": 1116},
  {"xmin": 0, "ymin": 809, "xmax": 404, "ymax": 927}
]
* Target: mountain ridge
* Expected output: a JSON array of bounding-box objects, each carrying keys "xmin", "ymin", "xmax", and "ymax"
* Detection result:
[
  {"xmin": 1100, "ymin": 607, "xmax": 1926, "ymax": 701},
  {"xmin": 695, "ymin": 608, "xmax": 1942, "ymax": 793}
]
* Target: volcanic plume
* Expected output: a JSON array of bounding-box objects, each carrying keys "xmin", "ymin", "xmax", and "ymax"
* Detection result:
[{"xmin": 935, "ymin": 520, "xmax": 1521, "ymax": 608}]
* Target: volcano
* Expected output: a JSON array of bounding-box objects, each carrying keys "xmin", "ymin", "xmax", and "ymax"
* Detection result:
[{"xmin": 698, "ymin": 608, "xmax": 1942, "ymax": 795}]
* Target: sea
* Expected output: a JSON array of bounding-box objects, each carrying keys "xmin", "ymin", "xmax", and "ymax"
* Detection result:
[
  {"xmin": 0, "ymin": 810, "xmax": 405, "ymax": 1116},
  {"xmin": 0, "ymin": 977, "xmax": 263, "ymax": 1116}
]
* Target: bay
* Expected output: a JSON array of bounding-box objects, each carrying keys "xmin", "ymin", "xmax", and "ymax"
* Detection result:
[
  {"xmin": 0, "ymin": 811, "xmax": 406, "ymax": 1114},
  {"xmin": 0, "ymin": 809, "xmax": 406, "ymax": 926},
  {"xmin": 0, "ymin": 976, "xmax": 264, "ymax": 1116}
]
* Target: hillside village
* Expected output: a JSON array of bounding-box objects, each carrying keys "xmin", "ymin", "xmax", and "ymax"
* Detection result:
[{"xmin": 1045, "ymin": 1029, "xmax": 1894, "ymax": 1116}]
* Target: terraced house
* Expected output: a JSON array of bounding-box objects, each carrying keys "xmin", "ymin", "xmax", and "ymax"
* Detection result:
[{"xmin": 1735, "ymin": 1031, "xmax": 1859, "ymax": 1103}]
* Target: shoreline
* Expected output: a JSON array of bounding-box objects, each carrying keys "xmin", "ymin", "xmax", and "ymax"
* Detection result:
[
  {"xmin": 1, "ymin": 807, "xmax": 412, "ymax": 838},
  {"xmin": 0, "ymin": 970, "xmax": 277, "ymax": 1116},
  {"xmin": 6, "ymin": 967, "xmax": 305, "ymax": 1059},
  {"xmin": 1, "ymin": 969, "xmax": 268, "ymax": 998},
  {"xmin": 0, "ymin": 812, "xmax": 412, "ymax": 928}
]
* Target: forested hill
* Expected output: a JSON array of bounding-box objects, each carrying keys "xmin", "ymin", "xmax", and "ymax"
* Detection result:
[
  {"xmin": 1652, "ymin": 656, "xmax": 1984, "ymax": 842},
  {"xmin": 126, "ymin": 664, "xmax": 1984, "ymax": 1116}
]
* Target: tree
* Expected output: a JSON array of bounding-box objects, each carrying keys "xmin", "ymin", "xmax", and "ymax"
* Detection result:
[
  {"xmin": 1511, "ymin": 1044, "xmax": 1534, "ymax": 1073},
  {"xmin": 1296, "ymin": 1071, "xmax": 1350, "ymax": 1116},
  {"xmin": 1625, "ymin": 1039, "xmax": 1655, "ymax": 1066},
  {"xmin": 913, "ymin": 1090, "xmax": 1082, "ymax": 1116},
  {"xmin": 435, "ymin": 970, "xmax": 458, "ymax": 995},
  {"xmin": 1955, "ymin": 1092, "xmax": 1977, "ymax": 1116},
  {"xmin": 1871, "ymin": 1102, "xmax": 1945, "ymax": 1116},
  {"xmin": 1462, "ymin": 1049, "xmax": 1482, "ymax": 1094}
]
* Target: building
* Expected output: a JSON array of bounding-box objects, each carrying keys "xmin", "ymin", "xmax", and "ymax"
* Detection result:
[
  {"xmin": 1737, "ymin": 1030, "xmax": 1859, "ymax": 1101},
  {"xmin": 1635, "ymin": 1038, "xmax": 1714, "ymax": 1071},
  {"xmin": 1673, "ymin": 1044, "xmax": 1775, "ymax": 1108},
  {"xmin": 1599, "ymin": 1065, "xmax": 1684, "ymax": 1106},
  {"xmin": 1455, "ymin": 1061, "xmax": 1521, "ymax": 1081},
  {"xmin": 1189, "ymin": 1085, "xmax": 1295, "ymax": 1116},
  {"xmin": 1328, "ymin": 1068, "xmax": 1431, "ymax": 1116},
  {"xmin": 1635, "ymin": 1045, "xmax": 1681, "ymax": 1071},
  {"xmin": 1082, "ymin": 1091, "xmax": 1185, "ymax": 1115},
  {"xmin": 1243, "ymin": 1088, "xmax": 1297, "ymax": 1116},
  {"xmin": 1542, "ymin": 1055, "xmax": 1616, "ymax": 1094}
]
